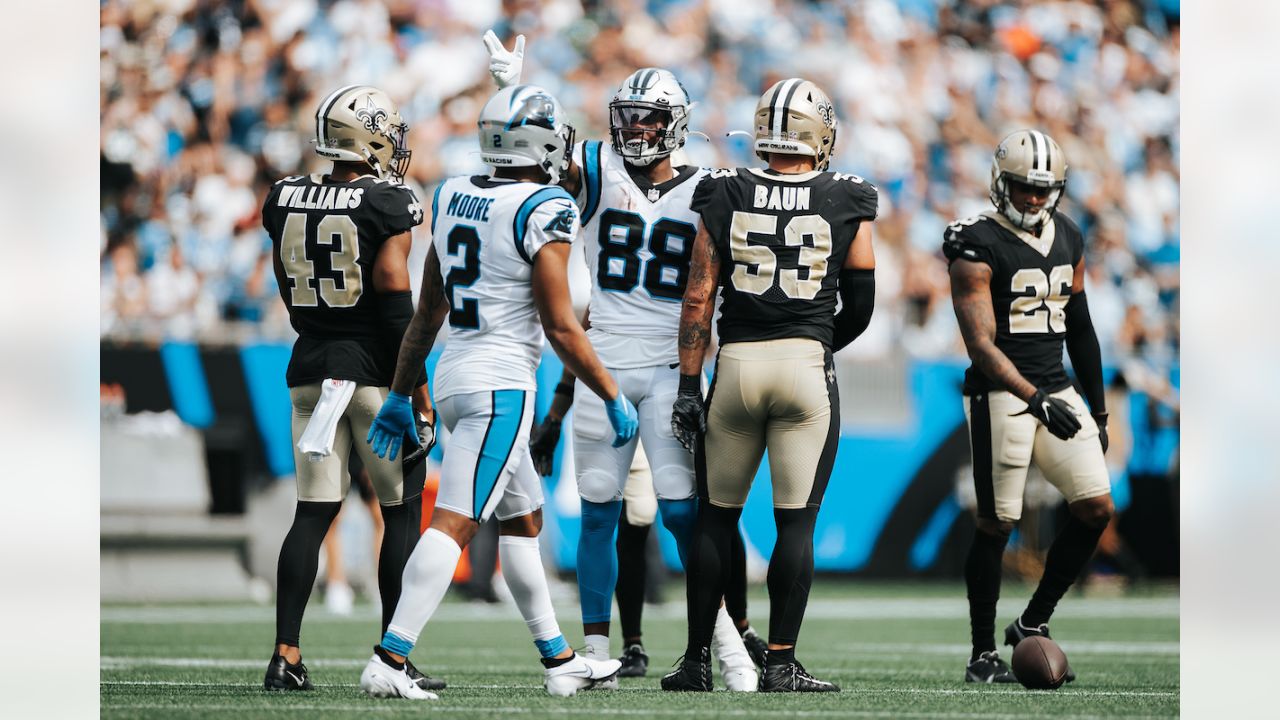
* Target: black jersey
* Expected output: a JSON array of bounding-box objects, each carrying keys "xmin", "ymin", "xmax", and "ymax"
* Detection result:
[
  {"xmin": 262, "ymin": 173, "xmax": 423, "ymax": 387},
  {"xmin": 690, "ymin": 168, "xmax": 878, "ymax": 347},
  {"xmin": 942, "ymin": 211, "xmax": 1085, "ymax": 396}
]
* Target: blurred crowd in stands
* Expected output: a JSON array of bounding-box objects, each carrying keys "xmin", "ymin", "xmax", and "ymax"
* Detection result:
[{"xmin": 100, "ymin": 0, "xmax": 1179, "ymax": 388}]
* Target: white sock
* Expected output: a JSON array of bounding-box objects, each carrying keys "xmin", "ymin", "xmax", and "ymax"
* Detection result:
[
  {"xmin": 385, "ymin": 528, "xmax": 462, "ymax": 649},
  {"xmin": 583, "ymin": 633, "xmax": 610, "ymax": 659},
  {"xmin": 712, "ymin": 605, "xmax": 752, "ymax": 668},
  {"xmin": 498, "ymin": 535, "xmax": 565, "ymax": 646}
]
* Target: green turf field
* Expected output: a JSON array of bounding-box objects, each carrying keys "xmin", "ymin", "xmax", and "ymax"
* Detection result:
[{"xmin": 102, "ymin": 581, "xmax": 1178, "ymax": 718}]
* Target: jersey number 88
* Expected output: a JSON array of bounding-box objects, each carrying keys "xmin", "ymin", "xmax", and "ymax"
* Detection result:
[{"xmin": 596, "ymin": 209, "xmax": 696, "ymax": 301}]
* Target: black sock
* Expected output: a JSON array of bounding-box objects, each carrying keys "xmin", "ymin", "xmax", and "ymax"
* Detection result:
[
  {"xmin": 685, "ymin": 503, "xmax": 741, "ymax": 654},
  {"xmin": 541, "ymin": 654, "xmax": 573, "ymax": 669},
  {"xmin": 374, "ymin": 644, "xmax": 405, "ymax": 670},
  {"xmin": 964, "ymin": 529, "xmax": 1009, "ymax": 660},
  {"xmin": 725, "ymin": 525, "xmax": 748, "ymax": 626},
  {"xmin": 765, "ymin": 646, "xmax": 795, "ymax": 666},
  {"xmin": 275, "ymin": 500, "xmax": 342, "ymax": 647},
  {"xmin": 377, "ymin": 499, "xmax": 422, "ymax": 636},
  {"xmin": 766, "ymin": 506, "xmax": 818, "ymax": 647},
  {"xmin": 616, "ymin": 503, "xmax": 650, "ymax": 643},
  {"xmin": 1022, "ymin": 515, "xmax": 1106, "ymax": 627}
]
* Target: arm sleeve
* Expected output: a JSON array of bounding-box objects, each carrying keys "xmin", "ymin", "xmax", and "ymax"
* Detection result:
[
  {"xmin": 1064, "ymin": 290, "xmax": 1105, "ymax": 414},
  {"xmin": 369, "ymin": 183, "xmax": 425, "ymax": 237},
  {"xmin": 521, "ymin": 191, "xmax": 580, "ymax": 262},
  {"xmin": 832, "ymin": 268, "xmax": 875, "ymax": 352},
  {"xmin": 375, "ymin": 290, "xmax": 427, "ymax": 388}
]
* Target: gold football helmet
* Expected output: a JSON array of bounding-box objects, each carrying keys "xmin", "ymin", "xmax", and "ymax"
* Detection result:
[
  {"xmin": 989, "ymin": 129, "xmax": 1067, "ymax": 231},
  {"xmin": 314, "ymin": 85, "xmax": 412, "ymax": 183},
  {"xmin": 752, "ymin": 78, "xmax": 838, "ymax": 171}
]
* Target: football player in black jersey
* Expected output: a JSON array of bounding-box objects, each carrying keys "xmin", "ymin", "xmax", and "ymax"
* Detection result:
[
  {"xmin": 944, "ymin": 130, "xmax": 1112, "ymax": 684},
  {"xmin": 662, "ymin": 79, "xmax": 877, "ymax": 693},
  {"xmin": 260, "ymin": 85, "xmax": 442, "ymax": 693}
]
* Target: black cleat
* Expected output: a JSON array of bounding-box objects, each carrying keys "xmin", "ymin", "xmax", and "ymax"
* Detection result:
[
  {"xmin": 964, "ymin": 650, "xmax": 1017, "ymax": 683},
  {"xmin": 618, "ymin": 643, "xmax": 649, "ymax": 678},
  {"xmin": 660, "ymin": 648, "xmax": 713, "ymax": 692},
  {"xmin": 1005, "ymin": 619, "xmax": 1076, "ymax": 683},
  {"xmin": 759, "ymin": 660, "xmax": 840, "ymax": 692},
  {"xmin": 263, "ymin": 654, "xmax": 313, "ymax": 691},
  {"xmin": 741, "ymin": 628, "xmax": 767, "ymax": 670},
  {"xmin": 405, "ymin": 659, "xmax": 447, "ymax": 691}
]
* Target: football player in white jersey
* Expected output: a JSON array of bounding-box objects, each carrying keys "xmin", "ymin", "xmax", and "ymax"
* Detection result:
[
  {"xmin": 486, "ymin": 33, "xmax": 759, "ymax": 691},
  {"xmin": 358, "ymin": 84, "xmax": 638, "ymax": 699}
]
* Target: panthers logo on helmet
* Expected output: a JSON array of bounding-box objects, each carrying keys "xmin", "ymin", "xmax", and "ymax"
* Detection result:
[
  {"xmin": 355, "ymin": 96, "xmax": 389, "ymax": 135},
  {"xmin": 509, "ymin": 91, "xmax": 557, "ymax": 130}
]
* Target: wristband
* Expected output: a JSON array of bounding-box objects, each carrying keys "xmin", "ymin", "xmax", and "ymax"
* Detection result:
[{"xmin": 678, "ymin": 373, "xmax": 701, "ymax": 396}]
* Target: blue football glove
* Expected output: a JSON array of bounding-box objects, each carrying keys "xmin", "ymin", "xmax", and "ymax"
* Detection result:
[
  {"xmin": 367, "ymin": 391, "xmax": 421, "ymax": 461},
  {"xmin": 604, "ymin": 393, "xmax": 638, "ymax": 448}
]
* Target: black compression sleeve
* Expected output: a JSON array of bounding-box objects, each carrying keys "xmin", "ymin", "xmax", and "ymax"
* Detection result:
[
  {"xmin": 1064, "ymin": 291, "xmax": 1105, "ymax": 414},
  {"xmin": 833, "ymin": 268, "xmax": 875, "ymax": 351},
  {"xmin": 376, "ymin": 291, "xmax": 426, "ymax": 387}
]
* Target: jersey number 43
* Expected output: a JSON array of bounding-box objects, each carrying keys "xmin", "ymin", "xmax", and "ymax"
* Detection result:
[{"xmin": 280, "ymin": 213, "xmax": 363, "ymax": 308}]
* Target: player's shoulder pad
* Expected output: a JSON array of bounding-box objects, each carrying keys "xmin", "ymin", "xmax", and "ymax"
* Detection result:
[
  {"xmin": 1051, "ymin": 211, "xmax": 1086, "ymax": 262},
  {"xmin": 830, "ymin": 172, "xmax": 879, "ymax": 220},
  {"xmin": 691, "ymin": 169, "xmax": 736, "ymax": 211},
  {"xmin": 366, "ymin": 180, "xmax": 425, "ymax": 231},
  {"xmin": 942, "ymin": 214, "xmax": 999, "ymax": 264}
]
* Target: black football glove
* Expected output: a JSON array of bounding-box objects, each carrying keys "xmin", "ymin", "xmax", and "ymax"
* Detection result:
[
  {"xmin": 401, "ymin": 413, "xmax": 437, "ymax": 473},
  {"xmin": 1093, "ymin": 412, "xmax": 1109, "ymax": 453},
  {"xmin": 1014, "ymin": 389, "xmax": 1082, "ymax": 441},
  {"xmin": 671, "ymin": 374, "xmax": 707, "ymax": 454},
  {"xmin": 528, "ymin": 416, "xmax": 563, "ymax": 477}
]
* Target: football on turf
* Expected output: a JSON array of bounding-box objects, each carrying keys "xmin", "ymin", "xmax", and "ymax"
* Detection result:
[{"xmin": 1011, "ymin": 636, "xmax": 1070, "ymax": 690}]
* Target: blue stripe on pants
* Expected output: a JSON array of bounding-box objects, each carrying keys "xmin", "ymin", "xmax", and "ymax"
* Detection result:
[{"xmin": 472, "ymin": 390, "xmax": 527, "ymax": 519}]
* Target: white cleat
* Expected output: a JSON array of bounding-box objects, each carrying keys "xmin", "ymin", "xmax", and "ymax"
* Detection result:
[
  {"xmin": 544, "ymin": 653, "xmax": 623, "ymax": 697},
  {"xmin": 582, "ymin": 642, "xmax": 619, "ymax": 691},
  {"xmin": 712, "ymin": 607, "xmax": 758, "ymax": 692},
  {"xmin": 360, "ymin": 653, "xmax": 439, "ymax": 700},
  {"xmin": 721, "ymin": 665, "xmax": 759, "ymax": 692}
]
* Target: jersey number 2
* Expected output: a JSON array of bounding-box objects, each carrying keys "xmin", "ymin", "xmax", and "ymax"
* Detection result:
[
  {"xmin": 1009, "ymin": 265, "xmax": 1072, "ymax": 333},
  {"xmin": 445, "ymin": 225, "xmax": 482, "ymax": 329},
  {"xmin": 727, "ymin": 211, "xmax": 832, "ymax": 300},
  {"xmin": 280, "ymin": 213, "xmax": 362, "ymax": 308}
]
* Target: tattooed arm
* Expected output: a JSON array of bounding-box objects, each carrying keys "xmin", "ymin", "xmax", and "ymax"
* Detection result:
[
  {"xmin": 388, "ymin": 245, "xmax": 450, "ymax": 399},
  {"xmin": 678, "ymin": 220, "xmax": 721, "ymax": 377},
  {"xmin": 948, "ymin": 258, "xmax": 1038, "ymax": 402}
]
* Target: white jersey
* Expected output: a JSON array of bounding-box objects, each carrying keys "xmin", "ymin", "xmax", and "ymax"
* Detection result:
[
  {"xmin": 573, "ymin": 140, "xmax": 709, "ymax": 368},
  {"xmin": 430, "ymin": 175, "xmax": 580, "ymax": 400}
]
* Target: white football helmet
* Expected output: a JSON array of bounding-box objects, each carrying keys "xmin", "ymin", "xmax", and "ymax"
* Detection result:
[
  {"xmin": 608, "ymin": 68, "xmax": 691, "ymax": 167},
  {"xmin": 990, "ymin": 129, "xmax": 1068, "ymax": 231},
  {"xmin": 314, "ymin": 85, "xmax": 411, "ymax": 182},
  {"xmin": 477, "ymin": 85, "xmax": 575, "ymax": 184},
  {"xmin": 752, "ymin": 78, "xmax": 838, "ymax": 171}
]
